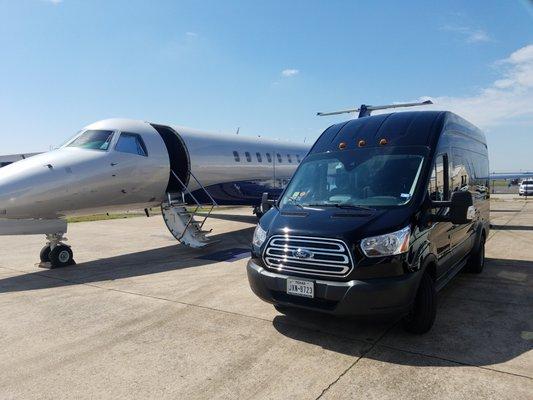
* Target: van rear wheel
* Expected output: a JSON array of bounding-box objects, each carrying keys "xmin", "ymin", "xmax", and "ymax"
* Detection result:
[
  {"xmin": 402, "ymin": 272, "xmax": 436, "ymax": 334},
  {"xmin": 466, "ymin": 235, "xmax": 485, "ymax": 274}
]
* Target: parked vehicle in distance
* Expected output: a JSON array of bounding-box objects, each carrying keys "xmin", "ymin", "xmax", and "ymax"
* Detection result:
[
  {"xmin": 247, "ymin": 109, "xmax": 490, "ymax": 334},
  {"xmin": 519, "ymin": 180, "xmax": 533, "ymax": 196}
]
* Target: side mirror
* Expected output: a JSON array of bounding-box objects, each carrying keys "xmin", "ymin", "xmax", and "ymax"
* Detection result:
[
  {"xmin": 260, "ymin": 192, "xmax": 275, "ymax": 214},
  {"xmin": 449, "ymin": 191, "xmax": 474, "ymax": 225},
  {"xmin": 429, "ymin": 191, "xmax": 474, "ymax": 225}
]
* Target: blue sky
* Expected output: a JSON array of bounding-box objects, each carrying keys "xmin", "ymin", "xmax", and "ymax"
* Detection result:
[{"xmin": 0, "ymin": 0, "xmax": 532, "ymax": 171}]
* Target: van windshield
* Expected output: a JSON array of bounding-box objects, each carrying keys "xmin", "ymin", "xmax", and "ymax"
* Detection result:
[{"xmin": 280, "ymin": 147, "xmax": 427, "ymax": 208}]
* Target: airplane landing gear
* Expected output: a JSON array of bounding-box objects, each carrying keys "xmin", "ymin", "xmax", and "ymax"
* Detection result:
[
  {"xmin": 40, "ymin": 245, "xmax": 51, "ymax": 263},
  {"xmin": 41, "ymin": 233, "xmax": 75, "ymax": 268}
]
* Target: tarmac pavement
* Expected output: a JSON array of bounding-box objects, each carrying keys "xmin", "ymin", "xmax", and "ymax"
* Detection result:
[{"xmin": 0, "ymin": 199, "xmax": 531, "ymax": 399}]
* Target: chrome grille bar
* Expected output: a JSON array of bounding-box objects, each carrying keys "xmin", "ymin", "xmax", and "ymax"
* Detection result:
[{"xmin": 262, "ymin": 235, "xmax": 354, "ymax": 278}]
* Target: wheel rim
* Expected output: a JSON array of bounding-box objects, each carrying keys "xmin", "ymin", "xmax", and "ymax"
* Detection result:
[
  {"xmin": 480, "ymin": 243, "xmax": 485, "ymax": 266},
  {"xmin": 58, "ymin": 250, "xmax": 70, "ymax": 263}
]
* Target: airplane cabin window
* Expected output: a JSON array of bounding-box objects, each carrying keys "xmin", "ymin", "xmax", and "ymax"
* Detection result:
[
  {"xmin": 287, "ymin": 154, "xmax": 292, "ymax": 163},
  {"xmin": 67, "ymin": 130, "xmax": 114, "ymax": 151},
  {"xmin": 277, "ymin": 153, "xmax": 282, "ymax": 163},
  {"xmin": 115, "ymin": 132, "xmax": 148, "ymax": 156},
  {"xmin": 256, "ymin": 152, "xmax": 262, "ymax": 162},
  {"xmin": 245, "ymin": 152, "xmax": 252, "ymax": 162},
  {"xmin": 266, "ymin": 153, "xmax": 272, "ymax": 163},
  {"xmin": 233, "ymin": 151, "xmax": 240, "ymax": 162},
  {"xmin": 296, "ymin": 154, "xmax": 301, "ymax": 163}
]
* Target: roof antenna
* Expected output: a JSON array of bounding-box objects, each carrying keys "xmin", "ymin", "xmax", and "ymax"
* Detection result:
[{"xmin": 317, "ymin": 100, "xmax": 433, "ymax": 119}]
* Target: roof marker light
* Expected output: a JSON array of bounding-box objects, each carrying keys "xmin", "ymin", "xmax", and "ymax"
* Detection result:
[
  {"xmin": 339, "ymin": 142, "xmax": 347, "ymax": 150},
  {"xmin": 358, "ymin": 139, "xmax": 366, "ymax": 147},
  {"xmin": 379, "ymin": 138, "xmax": 388, "ymax": 146}
]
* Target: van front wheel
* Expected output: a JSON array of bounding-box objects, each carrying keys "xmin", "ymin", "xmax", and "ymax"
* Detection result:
[{"xmin": 402, "ymin": 272, "xmax": 436, "ymax": 334}]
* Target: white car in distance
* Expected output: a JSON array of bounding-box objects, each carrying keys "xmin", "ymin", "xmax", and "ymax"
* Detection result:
[{"xmin": 518, "ymin": 180, "xmax": 533, "ymax": 196}]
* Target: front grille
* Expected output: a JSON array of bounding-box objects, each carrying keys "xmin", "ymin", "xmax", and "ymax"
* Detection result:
[{"xmin": 263, "ymin": 235, "xmax": 354, "ymax": 278}]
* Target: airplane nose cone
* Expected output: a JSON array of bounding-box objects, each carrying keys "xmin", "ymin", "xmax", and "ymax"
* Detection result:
[{"xmin": 0, "ymin": 152, "xmax": 70, "ymax": 219}]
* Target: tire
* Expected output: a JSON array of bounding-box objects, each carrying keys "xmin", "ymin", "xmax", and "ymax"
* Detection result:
[
  {"xmin": 40, "ymin": 245, "xmax": 51, "ymax": 263},
  {"xmin": 402, "ymin": 272, "xmax": 436, "ymax": 334},
  {"xmin": 274, "ymin": 304, "xmax": 290, "ymax": 313},
  {"xmin": 49, "ymin": 245, "xmax": 74, "ymax": 268},
  {"xmin": 466, "ymin": 235, "xmax": 485, "ymax": 274}
]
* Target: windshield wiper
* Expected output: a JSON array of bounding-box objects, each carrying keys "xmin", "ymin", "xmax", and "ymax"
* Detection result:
[
  {"xmin": 333, "ymin": 204, "xmax": 374, "ymax": 211},
  {"xmin": 305, "ymin": 203, "xmax": 374, "ymax": 211}
]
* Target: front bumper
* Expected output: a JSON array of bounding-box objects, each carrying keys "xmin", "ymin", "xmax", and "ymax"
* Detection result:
[{"xmin": 247, "ymin": 258, "xmax": 422, "ymax": 317}]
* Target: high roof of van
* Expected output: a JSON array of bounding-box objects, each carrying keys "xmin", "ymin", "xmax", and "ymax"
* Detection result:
[{"xmin": 310, "ymin": 111, "xmax": 486, "ymax": 153}]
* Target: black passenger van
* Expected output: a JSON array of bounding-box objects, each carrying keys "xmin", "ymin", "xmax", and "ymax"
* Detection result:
[{"xmin": 247, "ymin": 110, "xmax": 490, "ymax": 333}]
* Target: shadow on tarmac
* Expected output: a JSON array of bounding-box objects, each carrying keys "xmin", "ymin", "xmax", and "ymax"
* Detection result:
[
  {"xmin": 491, "ymin": 224, "xmax": 533, "ymax": 231},
  {"xmin": 272, "ymin": 257, "xmax": 533, "ymax": 368},
  {"xmin": 0, "ymin": 226, "xmax": 254, "ymax": 294},
  {"xmin": 197, "ymin": 212, "xmax": 259, "ymax": 225}
]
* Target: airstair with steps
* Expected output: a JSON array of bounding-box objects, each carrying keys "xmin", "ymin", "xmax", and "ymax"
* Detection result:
[{"xmin": 161, "ymin": 170, "xmax": 218, "ymax": 248}]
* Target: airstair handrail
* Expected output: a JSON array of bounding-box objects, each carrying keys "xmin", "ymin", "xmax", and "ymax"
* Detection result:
[
  {"xmin": 189, "ymin": 171, "xmax": 219, "ymax": 207},
  {"xmin": 168, "ymin": 169, "xmax": 217, "ymax": 235}
]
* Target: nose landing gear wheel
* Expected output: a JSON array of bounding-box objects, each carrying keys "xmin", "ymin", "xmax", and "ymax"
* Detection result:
[
  {"xmin": 49, "ymin": 245, "xmax": 74, "ymax": 268},
  {"xmin": 40, "ymin": 245, "xmax": 51, "ymax": 263}
]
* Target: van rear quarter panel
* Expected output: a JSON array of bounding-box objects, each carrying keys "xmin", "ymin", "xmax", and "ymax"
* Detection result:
[{"xmin": 428, "ymin": 114, "xmax": 490, "ymax": 274}]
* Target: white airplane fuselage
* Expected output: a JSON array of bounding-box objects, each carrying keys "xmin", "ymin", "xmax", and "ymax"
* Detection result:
[
  {"xmin": 0, "ymin": 118, "xmax": 310, "ymax": 220},
  {"xmin": 0, "ymin": 118, "xmax": 310, "ymax": 266}
]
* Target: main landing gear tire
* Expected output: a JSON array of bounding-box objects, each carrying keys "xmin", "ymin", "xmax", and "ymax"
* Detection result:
[
  {"xmin": 40, "ymin": 245, "xmax": 51, "ymax": 263},
  {"xmin": 49, "ymin": 245, "xmax": 74, "ymax": 268},
  {"xmin": 402, "ymin": 272, "xmax": 436, "ymax": 334},
  {"xmin": 466, "ymin": 235, "xmax": 485, "ymax": 274}
]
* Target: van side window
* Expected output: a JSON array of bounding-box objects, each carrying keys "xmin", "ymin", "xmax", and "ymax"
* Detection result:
[
  {"xmin": 233, "ymin": 151, "xmax": 240, "ymax": 162},
  {"xmin": 451, "ymin": 148, "xmax": 470, "ymax": 193},
  {"xmin": 428, "ymin": 154, "xmax": 450, "ymax": 201},
  {"xmin": 287, "ymin": 154, "xmax": 292, "ymax": 163},
  {"xmin": 296, "ymin": 154, "xmax": 301, "ymax": 163},
  {"xmin": 115, "ymin": 132, "xmax": 148, "ymax": 156},
  {"xmin": 266, "ymin": 153, "xmax": 272, "ymax": 163},
  {"xmin": 277, "ymin": 153, "xmax": 282, "ymax": 163},
  {"xmin": 245, "ymin": 152, "xmax": 252, "ymax": 162},
  {"xmin": 256, "ymin": 152, "xmax": 262, "ymax": 162}
]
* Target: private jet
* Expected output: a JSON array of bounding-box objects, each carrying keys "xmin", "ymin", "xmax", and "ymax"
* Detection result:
[{"xmin": 0, "ymin": 119, "xmax": 310, "ymax": 268}]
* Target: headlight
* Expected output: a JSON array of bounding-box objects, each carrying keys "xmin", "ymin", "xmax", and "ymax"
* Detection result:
[
  {"xmin": 360, "ymin": 226, "xmax": 411, "ymax": 258},
  {"xmin": 252, "ymin": 224, "xmax": 267, "ymax": 247}
]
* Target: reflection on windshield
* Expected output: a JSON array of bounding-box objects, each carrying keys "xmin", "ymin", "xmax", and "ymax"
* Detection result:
[
  {"xmin": 280, "ymin": 148, "xmax": 425, "ymax": 208},
  {"xmin": 67, "ymin": 130, "xmax": 114, "ymax": 151}
]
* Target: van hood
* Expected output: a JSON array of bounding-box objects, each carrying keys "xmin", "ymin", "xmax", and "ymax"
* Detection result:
[{"xmin": 261, "ymin": 206, "xmax": 413, "ymax": 242}]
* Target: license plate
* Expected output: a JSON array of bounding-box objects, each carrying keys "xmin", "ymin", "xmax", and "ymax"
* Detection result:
[{"xmin": 287, "ymin": 279, "xmax": 314, "ymax": 298}]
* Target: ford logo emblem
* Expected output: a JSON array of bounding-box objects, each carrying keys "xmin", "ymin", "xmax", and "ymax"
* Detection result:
[{"xmin": 293, "ymin": 248, "xmax": 312, "ymax": 259}]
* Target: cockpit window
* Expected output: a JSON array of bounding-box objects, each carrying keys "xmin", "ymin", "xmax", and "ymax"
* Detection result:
[
  {"xmin": 67, "ymin": 130, "xmax": 114, "ymax": 151},
  {"xmin": 115, "ymin": 132, "xmax": 148, "ymax": 157}
]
